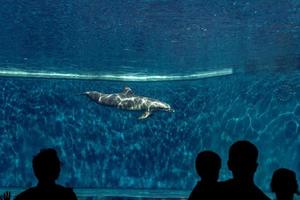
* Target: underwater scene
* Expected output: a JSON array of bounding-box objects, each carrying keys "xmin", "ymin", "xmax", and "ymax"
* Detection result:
[{"xmin": 0, "ymin": 0, "xmax": 300, "ymax": 199}]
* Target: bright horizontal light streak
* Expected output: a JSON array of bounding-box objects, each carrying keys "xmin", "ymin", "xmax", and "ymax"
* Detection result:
[{"xmin": 0, "ymin": 68, "xmax": 233, "ymax": 81}]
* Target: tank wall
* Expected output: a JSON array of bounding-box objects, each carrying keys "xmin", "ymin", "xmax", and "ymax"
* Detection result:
[
  {"xmin": 1, "ymin": 69, "xmax": 300, "ymax": 190},
  {"xmin": 0, "ymin": 0, "xmax": 299, "ymax": 73}
]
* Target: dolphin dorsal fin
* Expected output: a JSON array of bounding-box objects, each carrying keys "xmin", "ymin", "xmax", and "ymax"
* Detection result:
[{"xmin": 122, "ymin": 86, "xmax": 134, "ymax": 96}]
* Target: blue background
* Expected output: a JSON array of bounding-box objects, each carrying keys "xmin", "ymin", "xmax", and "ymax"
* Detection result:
[
  {"xmin": 0, "ymin": 0, "xmax": 300, "ymax": 193},
  {"xmin": 0, "ymin": 0, "xmax": 299, "ymax": 74}
]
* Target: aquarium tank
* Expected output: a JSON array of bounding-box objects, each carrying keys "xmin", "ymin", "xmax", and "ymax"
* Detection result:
[{"xmin": 0, "ymin": 0, "xmax": 300, "ymax": 199}]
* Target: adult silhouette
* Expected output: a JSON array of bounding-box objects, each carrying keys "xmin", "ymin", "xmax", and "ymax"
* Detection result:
[
  {"xmin": 188, "ymin": 151, "xmax": 221, "ymax": 200},
  {"xmin": 14, "ymin": 149, "xmax": 77, "ymax": 200},
  {"xmin": 221, "ymin": 140, "xmax": 270, "ymax": 200},
  {"xmin": 271, "ymin": 168, "xmax": 299, "ymax": 200}
]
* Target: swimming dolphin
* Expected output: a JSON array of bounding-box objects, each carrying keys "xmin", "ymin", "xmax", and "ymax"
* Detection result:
[{"xmin": 83, "ymin": 86, "xmax": 174, "ymax": 119}]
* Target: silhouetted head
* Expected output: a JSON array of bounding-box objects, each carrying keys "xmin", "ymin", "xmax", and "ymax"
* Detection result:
[
  {"xmin": 227, "ymin": 140, "xmax": 258, "ymax": 180},
  {"xmin": 33, "ymin": 149, "xmax": 61, "ymax": 183},
  {"xmin": 84, "ymin": 91, "xmax": 102, "ymax": 102},
  {"xmin": 271, "ymin": 168, "xmax": 299, "ymax": 200},
  {"xmin": 196, "ymin": 151, "xmax": 221, "ymax": 183}
]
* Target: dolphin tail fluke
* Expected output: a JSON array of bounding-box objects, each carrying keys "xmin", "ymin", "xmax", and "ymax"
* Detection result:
[
  {"xmin": 77, "ymin": 92, "xmax": 88, "ymax": 96},
  {"xmin": 138, "ymin": 111, "xmax": 152, "ymax": 120},
  {"xmin": 77, "ymin": 92, "xmax": 89, "ymax": 98}
]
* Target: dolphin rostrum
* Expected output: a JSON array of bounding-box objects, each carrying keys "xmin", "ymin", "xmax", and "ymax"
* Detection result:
[{"xmin": 84, "ymin": 86, "xmax": 174, "ymax": 119}]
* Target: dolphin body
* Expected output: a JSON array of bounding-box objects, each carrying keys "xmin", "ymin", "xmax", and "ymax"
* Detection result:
[{"xmin": 84, "ymin": 87, "xmax": 174, "ymax": 119}]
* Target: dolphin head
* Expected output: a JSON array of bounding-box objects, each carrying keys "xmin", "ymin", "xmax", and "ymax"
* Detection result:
[
  {"xmin": 163, "ymin": 104, "xmax": 175, "ymax": 112},
  {"xmin": 156, "ymin": 102, "xmax": 175, "ymax": 112},
  {"xmin": 83, "ymin": 91, "xmax": 103, "ymax": 101}
]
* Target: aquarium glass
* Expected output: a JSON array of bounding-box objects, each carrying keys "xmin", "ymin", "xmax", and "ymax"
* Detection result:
[{"xmin": 0, "ymin": 0, "xmax": 300, "ymax": 195}]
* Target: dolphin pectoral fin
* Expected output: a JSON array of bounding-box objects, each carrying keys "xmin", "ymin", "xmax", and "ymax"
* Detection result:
[{"xmin": 138, "ymin": 111, "xmax": 152, "ymax": 120}]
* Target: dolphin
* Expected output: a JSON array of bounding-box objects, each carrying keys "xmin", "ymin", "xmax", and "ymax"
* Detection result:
[{"xmin": 83, "ymin": 86, "xmax": 174, "ymax": 119}]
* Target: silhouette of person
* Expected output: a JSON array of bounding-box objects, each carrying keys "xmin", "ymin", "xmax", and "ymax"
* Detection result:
[
  {"xmin": 271, "ymin": 168, "xmax": 299, "ymax": 200},
  {"xmin": 188, "ymin": 151, "xmax": 221, "ymax": 200},
  {"xmin": 14, "ymin": 148, "xmax": 77, "ymax": 200},
  {"xmin": 220, "ymin": 140, "xmax": 271, "ymax": 200}
]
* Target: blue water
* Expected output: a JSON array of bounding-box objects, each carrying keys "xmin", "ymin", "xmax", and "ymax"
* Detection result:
[
  {"xmin": 0, "ymin": 0, "xmax": 300, "ymax": 198},
  {"xmin": 1, "ymin": 0, "xmax": 299, "ymax": 74},
  {"xmin": 1, "ymin": 70, "xmax": 300, "ymax": 191}
]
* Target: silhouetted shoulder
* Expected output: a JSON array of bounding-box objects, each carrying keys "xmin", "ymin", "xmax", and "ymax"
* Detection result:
[
  {"xmin": 220, "ymin": 179, "xmax": 270, "ymax": 200},
  {"xmin": 188, "ymin": 181, "xmax": 202, "ymax": 200},
  {"xmin": 14, "ymin": 184, "xmax": 77, "ymax": 200},
  {"xmin": 14, "ymin": 187, "xmax": 35, "ymax": 200},
  {"xmin": 188, "ymin": 181, "xmax": 222, "ymax": 200},
  {"xmin": 52, "ymin": 185, "xmax": 77, "ymax": 200}
]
